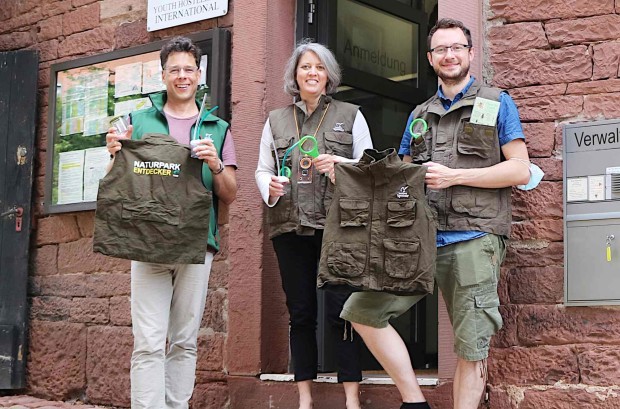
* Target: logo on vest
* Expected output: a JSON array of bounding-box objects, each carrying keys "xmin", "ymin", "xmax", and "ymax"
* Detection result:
[
  {"xmin": 396, "ymin": 186, "xmax": 410, "ymax": 199},
  {"xmin": 333, "ymin": 123, "xmax": 345, "ymax": 132},
  {"xmin": 133, "ymin": 160, "xmax": 181, "ymax": 177}
]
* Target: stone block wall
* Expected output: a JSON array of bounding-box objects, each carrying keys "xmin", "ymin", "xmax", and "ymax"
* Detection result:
[
  {"xmin": 0, "ymin": 1, "xmax": 234, "ymax": 407},
  {"xmin": 9, "ymin": 0, "xmax": 620, "ymax": 407},
  {"xmin": 486, "ymin": 0, "xmax": 620, "ymax": 407}
]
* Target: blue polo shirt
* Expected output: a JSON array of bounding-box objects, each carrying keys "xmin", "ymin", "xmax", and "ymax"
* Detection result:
[{"xmin": 398, "ymin": 76, "xmax": 525, "ymax": 247}]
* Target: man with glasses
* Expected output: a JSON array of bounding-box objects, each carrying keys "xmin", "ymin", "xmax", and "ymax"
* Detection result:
[
  {"xmin": 340, "ymin": 18, "xmax": 531, "ymax": 409},
  {"xmin": 404, "ymin": 18, "xmax": 530, "ymax": 408},
  {"xmin": 105, "ymin": 36, "xmax": 237, "ymax": 409}
]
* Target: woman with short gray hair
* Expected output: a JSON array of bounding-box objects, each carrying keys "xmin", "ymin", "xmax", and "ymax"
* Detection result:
[
  {"xmin": 255, "ymin": 40, "xmax": 373, "ymax": 409},
  {"xmin": 282, "ymin": 40, "xmax": 342, "ymax": 96}
]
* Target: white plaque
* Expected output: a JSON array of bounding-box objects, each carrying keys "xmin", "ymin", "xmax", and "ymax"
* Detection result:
[
  {"xmin": 566, "ymin": 177, "xmax": 587, "ymax": 202},
  {"xmin": 147, "ymin": 0, "xmax": 228, "ymax": 32}
]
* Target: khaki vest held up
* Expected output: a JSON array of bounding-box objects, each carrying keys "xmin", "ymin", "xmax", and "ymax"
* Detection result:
[
  {"xmin": 93, "ymin": 133, "xmax": 212, "ymax": 264},
  {"xmin": 318, "ymin": 149, "xmax": 436, "ymax": 296}
]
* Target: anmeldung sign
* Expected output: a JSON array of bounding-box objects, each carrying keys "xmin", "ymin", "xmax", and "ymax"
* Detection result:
[{"xmin": 147, "ymin": 0, "xmax": 228, "ymax": 32}]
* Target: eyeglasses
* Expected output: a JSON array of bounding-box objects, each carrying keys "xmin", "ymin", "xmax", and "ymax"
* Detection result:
[
  {"xmin": 429, "ymin": 43, "xmax": 472, "ymax": 55},
  {"xmin": 165, "ymin": 66, "xmax": 199, "ymax": 76}
]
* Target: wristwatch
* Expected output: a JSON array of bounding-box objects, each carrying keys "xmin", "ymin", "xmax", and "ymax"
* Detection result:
[{"xmin": 212, "ymin": 159, "xmax": 225, "ymax": 175}]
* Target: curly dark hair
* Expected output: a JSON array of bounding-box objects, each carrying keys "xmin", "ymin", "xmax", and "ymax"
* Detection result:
[{"xmin": 160, "ymin": 36, "xmax": 202, "ymax": 68}]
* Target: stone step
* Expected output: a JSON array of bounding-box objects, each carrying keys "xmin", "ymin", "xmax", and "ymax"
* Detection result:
[{"xmin": 0, "ymin": 395, "xmax": 114, "ymax": 409}]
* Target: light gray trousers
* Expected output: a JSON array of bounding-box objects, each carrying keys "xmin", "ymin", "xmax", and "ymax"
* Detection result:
[{"xmin": 130, "ymin": 253, "xmax": 213, "ymax": 409}]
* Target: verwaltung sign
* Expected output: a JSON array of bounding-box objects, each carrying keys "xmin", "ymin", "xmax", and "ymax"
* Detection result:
[{"xmin": 147, "ymin": 0, "xmax": 228, "ymax": 32}]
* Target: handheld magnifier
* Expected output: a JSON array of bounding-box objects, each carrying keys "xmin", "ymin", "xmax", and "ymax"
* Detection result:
[{"xmin": 408, "ymin": 118, "xmax": 428, "ymax": 139}]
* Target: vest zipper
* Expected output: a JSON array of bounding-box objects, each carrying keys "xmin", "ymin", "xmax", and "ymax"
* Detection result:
[{"xmin": 365, "ymin": 171, "xmax": 375, "ymax": 273}]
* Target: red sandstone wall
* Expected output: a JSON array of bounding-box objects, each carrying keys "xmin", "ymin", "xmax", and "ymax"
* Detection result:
[
  {"xmin": 486, "ymin": 1, "xmax": 620, "ymax": 407},
  {"xmin": 7, "ymin": 0, "xmax": 620, "ymax": 407},
  {"xmin": 0, "ymin": 1, "xmax": 235, "ymax": 407}
]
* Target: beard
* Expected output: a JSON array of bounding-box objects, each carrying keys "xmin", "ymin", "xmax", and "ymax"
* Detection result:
[{"xmin": 433, "ymin": 61, "xmax": 470, "ymax": 86}]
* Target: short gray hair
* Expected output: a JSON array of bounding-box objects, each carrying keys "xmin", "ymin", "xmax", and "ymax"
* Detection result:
[{"xmin": 283, "ymin": 40, "xmax": 342, "ymax": 96}]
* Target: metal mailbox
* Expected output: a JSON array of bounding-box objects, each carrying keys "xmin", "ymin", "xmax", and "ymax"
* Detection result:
[{"xmin": 564, "ymin": 119, "xmax": 620, "ymax": 305}]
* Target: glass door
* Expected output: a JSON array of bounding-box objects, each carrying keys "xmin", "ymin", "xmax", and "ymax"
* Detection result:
[{"xmin": 299, "ymin": 0, "xmax": 439, "ymax": 373}]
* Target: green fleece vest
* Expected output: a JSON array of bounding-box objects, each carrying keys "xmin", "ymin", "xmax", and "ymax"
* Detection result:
[
  {"xmin": 130, "ymin": 92, "xmax": 229, "ymax": 252},
  {"xmin": 409, "ymin": 80, "xmax": 512, "ymax": 237},
  {"xmin": 94, "ymin": 133, "xmax": 212, "ymax": 264},
  {"xmin": 317, "ymin": 149, "xmax": 436, "ymax": 295},
  {"xmin": 267, "ymin": 96, "xmax": 359, "ymax": 238}
]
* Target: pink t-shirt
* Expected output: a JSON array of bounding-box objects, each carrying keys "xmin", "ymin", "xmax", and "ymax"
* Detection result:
[{"xmin": 165, "ymin": 112, "xmax": 238, "ymax": 168}]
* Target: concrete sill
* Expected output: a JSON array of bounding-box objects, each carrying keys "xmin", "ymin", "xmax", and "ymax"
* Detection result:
[{"xmin": 259, "ymin": 374, "xmax": 439, "ymax": 386}]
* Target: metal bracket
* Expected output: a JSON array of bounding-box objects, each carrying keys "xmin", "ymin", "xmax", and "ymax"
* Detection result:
[
  {"xmin": 16, "ymin": 146, "xmax": 27, "ymax": 166},
  {"xmin": 308, "ymin": 0, "xmax": 316, "ymax": 24}
]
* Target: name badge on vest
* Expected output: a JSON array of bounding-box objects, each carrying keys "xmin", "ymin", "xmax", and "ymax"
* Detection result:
[{"xmin": 470, "ymin": 97, "xmax": 500, "ymax": 127}]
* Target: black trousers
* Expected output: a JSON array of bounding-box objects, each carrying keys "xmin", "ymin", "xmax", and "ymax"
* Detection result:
[{"xmin": 272, "ymin": 231, "xmax": 362, "ymax": 382}]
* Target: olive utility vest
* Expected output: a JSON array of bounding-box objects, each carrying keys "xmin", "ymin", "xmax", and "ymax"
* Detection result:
[
  {"xmin": 93, "ymin": 133, "xmax": 212, "ymax": 264},
  {"xmin": 409, "ymin": 80, "xmax": 512, "ymax": 237},
  {"xmin": 317, "ymin": 149, "xmax": 436, "ymax": 296},
  {"xmin": 267, "ymin": 96, "xmax": 359, "ymax": 238},
  {"xmin": 131, "ymin": 92, "xmax": 229, "ymax": 252}
]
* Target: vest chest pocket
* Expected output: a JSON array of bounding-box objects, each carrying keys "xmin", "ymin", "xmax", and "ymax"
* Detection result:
[
  {"xmin": 387, "ymin": 200, "xmax": 416, "ymax": 227},
  {"xmin": 327, "ymin": 242, "xmax": 367, "ymax": 278},
  {"xmin": 458, "ymin": 121, "xmax": 496, "ymax": 159},
  {"xmin": 410, "ymin": 130, "xmax": 432, "ymax": 163},
  {"xmin": 383, "ymin": 239, "xmax": 420, "ymax": 279},
  {"xmin": 339, "ymin": 198, "xmax": 370, "ymax": 227},
  {"xmin": 324, "ymin": 132, "xmax": 353, "ymax": 157},
  {"xmin": 273, "ymin": 136, "xmax": 295, "ymax": 169}
]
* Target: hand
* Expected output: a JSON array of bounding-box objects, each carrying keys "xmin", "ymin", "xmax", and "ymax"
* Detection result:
[
  {"xmin": 424, "ymin": 161, "xmax": 458, "ymax": 189},
  {"xmin": 313, "ymin": 154, "xmax": 342, "ymax": 175},
  {"xmin": 192, "ymin": 139, "xmax": 221, "ymax": 172},
  {"xmin": 106, "ymin": 125, "xmax": 133, "ymax": 156},
  {"xmin": 269, "ymin": 175, "xmax": 289, "ymax": 199}
]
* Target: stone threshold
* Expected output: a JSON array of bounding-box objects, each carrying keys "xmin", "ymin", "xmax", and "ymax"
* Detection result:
[
  {"xmin": 0, "ymin": 394, "xmax": 113, "ymax": 408},
  {"xmin": 259, "ymin": 374, "xmax": 439, "ymax": 386}
]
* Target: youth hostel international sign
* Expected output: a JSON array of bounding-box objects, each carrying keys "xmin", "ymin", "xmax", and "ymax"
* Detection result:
[{"xmin": 147, "ymin": 0, "xmax": 228, "ymax": 32}]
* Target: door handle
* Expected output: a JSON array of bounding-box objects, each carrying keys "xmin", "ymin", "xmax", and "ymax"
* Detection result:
[{"xmin": 1, "ymin": 206, "xmax": 24, "ymax": 232}]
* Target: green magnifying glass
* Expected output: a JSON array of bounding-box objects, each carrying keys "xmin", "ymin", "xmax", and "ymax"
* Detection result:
[
  {"xmin": 408, "ymin": 118, "xmax": 428, "ymax": 139},
  {"xmin": 278, "ymin": 135, "xmax": 320, "ymax": 177},
  {"xmin": 298, "ymin": 135, "xmax": 320, "ymax": 158}
]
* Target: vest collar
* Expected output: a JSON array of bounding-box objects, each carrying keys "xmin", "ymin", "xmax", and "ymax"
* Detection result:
[
  {"xmin": 138, "ymin": 133, "xmax": 183, "ymax": 146},
  {"xmin": 294, "ymin": 94, "xmax": 332, "ymax": 117},
  {"xmin": 149, "ymin": 92, "xmax": 219, "ymax": 123},
  {"xmin": 358, "ymin": 148, "xmax": 398, "ymax": 165},
  {"xmin": 427, "ymin": 79, "xmax": 483, "ymax": 116},
  {"xmin": 358, "ymin": 148, "xmax": 403, "ymax": 186}
]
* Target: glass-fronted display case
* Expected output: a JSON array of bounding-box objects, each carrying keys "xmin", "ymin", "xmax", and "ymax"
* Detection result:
[{"xmin": 44, "ymin": 28, "xmax": 230, "ymax": 214}]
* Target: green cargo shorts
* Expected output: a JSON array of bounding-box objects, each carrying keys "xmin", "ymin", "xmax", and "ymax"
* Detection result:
[
  {"xmin": 340, "ymin": 291, "xmax": 425, "ymax": 328},
  {"xmin": 436, "ymin": 234, "xmax": 506, "ymax": 362}
]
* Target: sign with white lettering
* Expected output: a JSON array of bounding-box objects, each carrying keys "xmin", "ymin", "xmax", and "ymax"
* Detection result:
[{"xmin": 147, "ymin": 0, "xmax": 228, "ymax": 32}]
